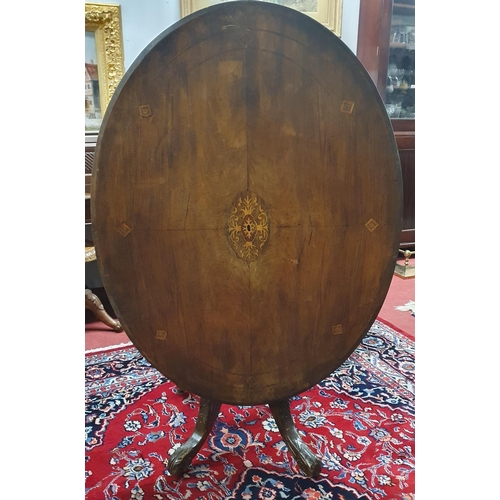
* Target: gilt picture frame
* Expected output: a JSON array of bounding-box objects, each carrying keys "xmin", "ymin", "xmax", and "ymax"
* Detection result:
[
  {"xmin": 85, "ymin": 3, "xmax": 124, "ymax": 132},
  {"xmin": 180, "ymin": 0, "xmax": 342, "ymax": 35}
]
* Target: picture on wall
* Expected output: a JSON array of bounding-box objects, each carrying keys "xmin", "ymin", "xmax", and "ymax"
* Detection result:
[
  {"xmin": 85, "ymin": 3, "xmax": 125, "ymax": 133},
  {"xmin": 85, "ymin": 31, "xmax": 102, "ymax": 132},
  {"xmin": 180, "ymin": 0, "xmax": 342, "ymax": 34},
  {"xmin": 263, "ymin": 0, "xmax": 318, "ymax": 11}
]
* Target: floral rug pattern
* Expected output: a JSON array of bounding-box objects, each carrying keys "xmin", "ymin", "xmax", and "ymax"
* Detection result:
[{"xmin": 85, "ymin": 319, "xmax": 415, "ymax": 499}]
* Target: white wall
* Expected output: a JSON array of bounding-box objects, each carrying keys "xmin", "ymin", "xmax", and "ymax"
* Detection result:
[
  {"xmin": 118, "ymin": 0, "xmax": 180, "ymax": 70},
  {"xmin": 341, "ymin": 0, "xmax": 360, "ymax": 54}
]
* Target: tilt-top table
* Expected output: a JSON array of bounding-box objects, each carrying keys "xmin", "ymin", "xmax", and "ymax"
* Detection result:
[{"xmin": 91, "ymin": 1, "xmax": 402, "ymax": 478}]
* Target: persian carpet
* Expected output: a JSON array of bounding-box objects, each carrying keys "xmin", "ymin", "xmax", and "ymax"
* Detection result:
[{"xmin": 85, "ymin": 319, "xmax": 415, "ymax": 500}]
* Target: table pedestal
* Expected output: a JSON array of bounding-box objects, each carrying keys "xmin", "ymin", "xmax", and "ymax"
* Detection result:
[{"xmin": 167, "ymin": 397, "xmax": 322, "ymax": 478}]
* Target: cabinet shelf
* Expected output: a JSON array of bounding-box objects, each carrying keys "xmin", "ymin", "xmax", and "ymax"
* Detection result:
[
  {"xmin": 389, "ymin": 85, "xmax": 415, "ymax": 90},
  {"xmin": 390, "ymin": 42, "xmax": 415, "ymax": 50}
]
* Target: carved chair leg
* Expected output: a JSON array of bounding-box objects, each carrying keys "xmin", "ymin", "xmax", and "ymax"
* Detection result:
[
  {"xmin": 167, "ymin": 397, "xmax": 221, "ymax": 476},
  {"xmin": 85, "ymin": 289, "xmax": 123, "ymax": 332},
  {"xmin": 269, "ymin": 399, "xmax": 322, "ymax": 478}
]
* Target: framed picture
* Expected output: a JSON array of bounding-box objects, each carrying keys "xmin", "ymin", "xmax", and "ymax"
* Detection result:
[
  {"xmin": 180, "ymin": 0, "xmax": 343, "ymax": 35},
  {"xmin": 85, "ymin": 3, "xmax": 125, "ymax": 132}
]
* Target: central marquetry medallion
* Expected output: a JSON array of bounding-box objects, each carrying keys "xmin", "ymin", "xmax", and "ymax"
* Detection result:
[{"xmin": 227, "ymin": 192, "xmax": 269, "ymax": 262}]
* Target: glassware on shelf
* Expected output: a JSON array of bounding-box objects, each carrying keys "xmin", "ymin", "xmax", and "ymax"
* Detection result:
[
  {"xmin": 385, "ymin": 102, "xmax": 402, "ymax": 119},
  {"xmin": 384, "ymin": 7, "xmax": 415, "ymax": 119},
  {"xmin": 406, "ymin": 26, "xmax": 415, "ymax": 49}
]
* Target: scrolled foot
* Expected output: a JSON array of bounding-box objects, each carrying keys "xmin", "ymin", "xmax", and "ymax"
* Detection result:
[
  {"xmin": 167, "ymin": 398, "xmax": 221, "ymax": 476},
  {"xmin": 168, "ymin": 445, "xmax": 196, "ymax": 477},
  {"xmin": 85, "ymin": 289, "xmax": 123, "ymax": 332},
  {"xmin": 269, "ymin": 399, "xmax": 322, "ymax": 478}
]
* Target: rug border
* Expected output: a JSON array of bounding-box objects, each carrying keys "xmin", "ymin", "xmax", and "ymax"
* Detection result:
[
  {"xmin": 85, "ymin": 341, "xmax": 133, "ymax": 355},
  {"xmin": 228, "ymin": 466, "xmax": 373, "ymax": 500},
  {"xmin": 376, "ymin": 316, "xmax": 414, "ymax": 340}
]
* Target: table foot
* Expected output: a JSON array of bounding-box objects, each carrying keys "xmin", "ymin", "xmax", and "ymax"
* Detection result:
[
  {"xmin": 167, "ymin": 397, "xmax": 221, "ymax": 476},
  {"xmin": 269, "ymin": 399, "xmax": 322, "ymax": 478}
]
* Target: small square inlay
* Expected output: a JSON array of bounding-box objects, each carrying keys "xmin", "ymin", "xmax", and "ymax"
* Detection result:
[
  {"xmin": 332, "ymin": 324, "xmax": 343, "ymax": 335},
  {"xmin": 139, "ymin": 105, "xmax": 152, "ymax": 118},
  {"xmin": 238, "ymin": 30, "xmax": 254, "ymax": 47},
  {"xmin": 117, "ymin": 223, "xmax": 132, "ymax": 237},
  {"xmin": 155, "ymin": 330, "xmax": 168, "ymax": 340},
  {"xmin": 365, "ymin": 218, "xmax": 379, "ymax": 232},
  {"xmin": 340, "ymin": 100, "xmax": 355, "ymax": 114}
]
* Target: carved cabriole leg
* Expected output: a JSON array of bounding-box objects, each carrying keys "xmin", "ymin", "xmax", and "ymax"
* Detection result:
[
  {"xmin": 85, "ymin": 289, "xmax": 123, "ymax": 332},
  {"xmin": 269, "ymin": 399, "xmax": 322, "ymax": 478},
  {"xmin": 167, "ymin": 397, "xmax": 222, "ymax": 476}
]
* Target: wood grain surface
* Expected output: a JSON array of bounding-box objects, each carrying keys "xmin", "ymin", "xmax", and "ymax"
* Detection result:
[{"xmin": 92, "ymin": 1, "xmax": 402, "ymax": 405}]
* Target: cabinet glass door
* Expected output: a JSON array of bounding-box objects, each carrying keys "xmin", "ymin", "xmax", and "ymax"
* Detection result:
[{"xmin": 384, "ymin": 0, "xmax": 415, "ymax": 119}]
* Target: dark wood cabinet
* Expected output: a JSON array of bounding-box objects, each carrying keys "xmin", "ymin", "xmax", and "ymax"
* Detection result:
[
  {"xmin": 357, "ymin": 0, "xmax": 415, "ymax": 249},
  {"xmin": 85, "ymin": 133, "xmax": 98, "ymax": 224},
  {"xmin": 393, "ymin": 123, "xmax": 415, "ymax": 248}
]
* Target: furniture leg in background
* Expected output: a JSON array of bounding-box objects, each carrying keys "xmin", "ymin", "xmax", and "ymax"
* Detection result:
[
  {"xmin": 85, "ymin": 246, "xmax": 123, "ymax": 332},
  {"xmin": 85, "ymin": 288, "xmax": 123, "ymax": 332}
]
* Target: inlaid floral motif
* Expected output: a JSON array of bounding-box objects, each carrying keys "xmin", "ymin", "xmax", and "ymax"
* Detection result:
[{"xmin": 228, "ymin": 193, "xmax": 269, "ymax": 262}]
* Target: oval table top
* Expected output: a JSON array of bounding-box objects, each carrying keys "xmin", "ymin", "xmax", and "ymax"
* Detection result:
[{"xmin": 92, "ymin": 1, "xmax": 402, "ymax": 406}]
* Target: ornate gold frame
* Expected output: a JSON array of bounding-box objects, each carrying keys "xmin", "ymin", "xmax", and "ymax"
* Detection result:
[
  {"xmin": 85, "ymin": 3, "xmax": 124, "ymax": 116},
  {"xmin": 180, "ymin": 0, "xmax": 342, "ymax": 35}
]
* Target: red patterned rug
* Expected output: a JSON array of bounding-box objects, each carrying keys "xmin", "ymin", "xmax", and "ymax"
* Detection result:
[{"xmin": 85, "ymin": 319, "xmax": 414, "ymax": 499}]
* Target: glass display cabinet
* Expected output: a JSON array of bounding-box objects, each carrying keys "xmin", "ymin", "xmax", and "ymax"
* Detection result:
[
  {"xmin": 385, "ymin": 1, "xmax": 415, "ymax": 119},
  {"xmin": 357, "ymin": 0, "xmax": 415, "ymax": 249}
]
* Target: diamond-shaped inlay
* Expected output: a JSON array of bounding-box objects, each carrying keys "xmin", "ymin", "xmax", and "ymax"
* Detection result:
[
  {"xmin": 238, "ymin": 29, "xmax": 254, "ymax": 47},
  {"xmin": 117, "ymin": 223, "xmax": 132, "ymax": 237},
  {"xmin": 138, "ymin": 104, "xmax": 152, "ymax": 118},
  {"xmin": 365, "ymin": 218, "xmax": 379, "ymax": 232},
  {"xmin": 155, "ymin": 330, "xmax": 167, "ymax": 340},
  {"xmin": 245, "ymin": 376, "xmax": 257, "ymax": 388},
  {"xmin": 340, "ymin": 100, "xmax": 355, "ymax": 114},
  {"xmin": 332, "ymin": 324, "xmax": 343, "ymax": 335}
]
